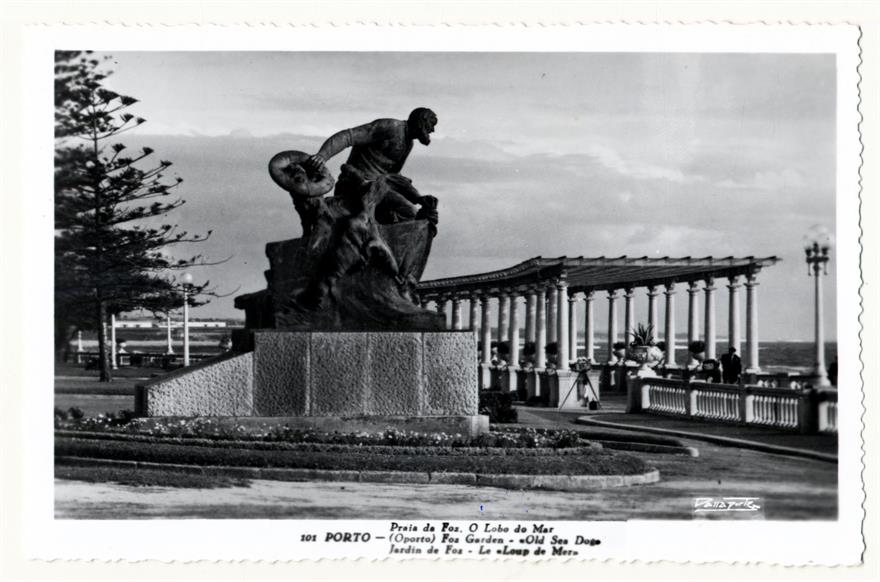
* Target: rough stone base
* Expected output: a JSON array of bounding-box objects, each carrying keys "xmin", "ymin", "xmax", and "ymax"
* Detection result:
[
  {"xmin": 136, "ymin": 331, "xmax": 482, "ymax": 429},
  {"xmin": 135, "ymin": 352, "xmax": 254, "ymax": 417}
]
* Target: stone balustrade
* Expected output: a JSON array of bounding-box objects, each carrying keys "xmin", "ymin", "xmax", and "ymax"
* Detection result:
[{"xmin": 627, "ymin": 375, "xmax": 838, "ymax": 434}]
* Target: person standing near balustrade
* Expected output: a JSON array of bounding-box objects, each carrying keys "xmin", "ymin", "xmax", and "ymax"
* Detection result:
[{"xmin": 720, "ymin": 347, "xmax": 742, "ymax": 384}]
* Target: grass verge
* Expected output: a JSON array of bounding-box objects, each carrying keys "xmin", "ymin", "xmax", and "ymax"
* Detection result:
[
  {"xmin": 56, "ymin": 436, "xmax": 650, "ymax": 476},
  {"xmin": 55, "ymin": 464, "xmax": 250, "ymax": 489}
]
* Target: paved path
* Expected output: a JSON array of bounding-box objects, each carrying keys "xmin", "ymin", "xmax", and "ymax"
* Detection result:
[
  {"xmin": 54, "ymin": 434, "xmax": 837, "ymax": 520},
  {"xmin": 515, "ymin": 395, "xmax": 837, "ymax": 459}
]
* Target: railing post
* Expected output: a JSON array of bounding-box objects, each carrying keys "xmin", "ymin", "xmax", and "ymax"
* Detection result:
[
  {"xmin": 685, "ymin": 381, "xmax": 694, "ymax": 416},
  {"xmin": 798, "ymin": 388, "xmax": 820, "ymax": 434},
  {"xmin": 737, "ymin": 387, "xmax": 748, "ymax": 423},
  {"xmin": 625, "ymin": 375, "xmax": 642, "ymax": 413}
]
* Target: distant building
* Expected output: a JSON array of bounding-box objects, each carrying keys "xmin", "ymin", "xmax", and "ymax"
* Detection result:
[
  {"xmin": 113, "ymin": 319, "xmax": 230, "ymax": 329},
  {"xmin": 114, "ymin": 320, "xmax": 154, "ymax": 329},
  {"xmin": 189, "ymin": 321, "xmax": 227, "ymax": 328}
]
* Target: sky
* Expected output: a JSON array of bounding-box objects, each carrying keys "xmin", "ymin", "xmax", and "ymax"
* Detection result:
[{"xmin": 94, "ymin": 51, "xmax": 837, "ymax": 340}]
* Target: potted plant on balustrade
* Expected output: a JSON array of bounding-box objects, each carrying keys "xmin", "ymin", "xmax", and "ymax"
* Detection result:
[
  {"xmin": 688, "ymin": 340, "xmax": 707, "ymax": 366},
  {"xmin": 627, "ymin": 323, "xmax": 663, "ymax": 377}
]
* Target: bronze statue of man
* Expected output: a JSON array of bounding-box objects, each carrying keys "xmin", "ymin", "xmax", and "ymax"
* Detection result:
[{"xmin": 305, "ymin": 107, "xmax": 439, "ymax": 225}]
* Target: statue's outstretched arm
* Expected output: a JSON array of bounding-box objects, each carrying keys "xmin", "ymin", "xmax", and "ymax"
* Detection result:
[{"xmin": 315, "ymin": 120, "xmax": 391, "ymax": 162}]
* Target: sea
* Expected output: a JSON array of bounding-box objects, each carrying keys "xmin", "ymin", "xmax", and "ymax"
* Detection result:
[{"xmin": 72, "ymin": 329, "xmax": 837, "ymax": 374}]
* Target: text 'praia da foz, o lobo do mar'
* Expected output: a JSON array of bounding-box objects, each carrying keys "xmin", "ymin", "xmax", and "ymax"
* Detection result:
[{"xmin": 301, "ymin": 522, "xmax": 602, "ymax": 557}]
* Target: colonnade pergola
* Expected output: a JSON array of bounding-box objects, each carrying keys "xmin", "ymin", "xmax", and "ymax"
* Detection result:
[{"xmin": 417, "ymin": 256, "xmax": 779, "ymax": 389}]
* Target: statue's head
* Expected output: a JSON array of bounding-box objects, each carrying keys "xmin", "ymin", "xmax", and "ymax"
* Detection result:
[{"xmin": 407, "ymin": 107, "xmax": 438, "ymax": 146}]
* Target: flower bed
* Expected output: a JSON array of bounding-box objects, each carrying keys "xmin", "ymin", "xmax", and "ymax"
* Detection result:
[
  {"xmin": 56, "ymin": 411, "xmax": 586, "ymax": 450},
  {"xmin": 55, "ymin": 430, "xmax": 603, "ymax": 456},
  {"xmin": 53, "ymin": 408, "xmax": 657, "ymax": 479}
]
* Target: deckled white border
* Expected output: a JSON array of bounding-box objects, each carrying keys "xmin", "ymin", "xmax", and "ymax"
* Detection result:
[{"xmin": 14, "ymin": 22, "xmax": 864, "ymax": 566}]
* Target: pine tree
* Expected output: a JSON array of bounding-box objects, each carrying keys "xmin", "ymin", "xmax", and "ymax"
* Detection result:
[{"xmin": 54, "ymin": 51, "xmax": 211, "ymax": 381}]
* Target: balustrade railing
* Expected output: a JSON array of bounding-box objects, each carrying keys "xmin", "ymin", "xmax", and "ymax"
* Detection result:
[
  {"xmin": 817, "ymin": 390, "xmax": 838, "ymax": 433},
  {"xmin": 631, "ymin": 376, "xmax": 838, "ymax": 434},
  {"xmin": 66, "ymin": 351, "xmax": 215, "ymax": 368}
]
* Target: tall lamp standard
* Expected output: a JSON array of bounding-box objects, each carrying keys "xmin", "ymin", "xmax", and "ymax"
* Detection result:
[
  {"xmin": 181, "ymin": 272, "xmax": 193, "ymax": 367},
  {"xmin": 803, "ymin": 226, "xmax": 832, "ymax": 387}
]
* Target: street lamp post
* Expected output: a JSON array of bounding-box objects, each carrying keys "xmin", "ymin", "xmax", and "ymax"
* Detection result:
[
  {"xmin": 165, "ymin": 313, "xmax": 174, "ymax": 355},
  {"xmin": 110, "ymin": 313, "xmax": 118, "ymax": 370},
  {"xmin": 181, "ymin": 272, "xmax": 193, "ymax": 366},
  {"xmin": 803, "ymin": 226, "xmax": 832, "ymax": 387}
]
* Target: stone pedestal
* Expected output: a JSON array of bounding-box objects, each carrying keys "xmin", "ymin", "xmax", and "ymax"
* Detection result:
[
  {"xmin": 554, "ymin": 370, "xmax": 583, "ymax": 409},
  {"xmin": 479, "ymin": 363, "xmax": 492, "ymax": 389},
  {"xmin": 137, "ymin": 330, "xmax": 486, "ymax": 436}
]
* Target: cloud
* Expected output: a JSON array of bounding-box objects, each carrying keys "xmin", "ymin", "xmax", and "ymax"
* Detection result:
[
  {"xmin": 716, "ymin": 168, "xmax": 808, "ymax": 191},
  {"xmin": 90, "ymin": 50, "xmax": 838, "ymax": 339}
]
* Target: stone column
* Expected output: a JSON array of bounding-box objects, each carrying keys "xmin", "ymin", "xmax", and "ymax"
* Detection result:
[
  {"xmin": 479, "ymin": 294, "xmax": 493, "ymax": 389},
  {"xmin": 451, "ymin": 296, "xmax": 463, "ymax": 330},
  {"xmin": 623, "ymin": 287, "xmax": 635, "ymax": 344},
  {"xmin": 647, "ymin": 285, "xmax": 660, "ymax": 332},
  {"xmin": 687, "ymin": 281, "xmax": 700, "ymax": 366},
  {"xmin": 664, "ymin": 282, "xmax": 676, "ymax": 366},
  {"xmin": 469, "ymin": 293, "xmax": 480, "ymax": 331},
  {"xmin": 703, "ymin": 278, "xmax": 717, "ymax": 360},
  {"xmin": 535, "ymin": 287, "xmax": 548, "ymax": 369},
  {"xmin": 568, "ymin": 293, "xmax": 579, "ymax": 360},
  {"xmin": 480, "ymin": 295, "xmax": 492, "ymax": 364},
  {"xmin": 745, "ymin": 273, "xmax": 761, "ymax": 373},
  {"xmin": 547, "ymin": 286, "xmax": 558, "ymax": 345},
  {"xmin": 607, "ymin": 289, "xmax": 619, "ymax": 363},
  {"xmin": 436, "ymin": 296, "xmax": 449, "ymax": 329},
  {"xmin": 524, "ymin": 287, "xmax": 537, "ymax": 345},
  {"xmin": 556, "ymin": 277, "xmax": 570, "ymax": 367},
  {"xmin": 727, "ymin": 276, "xmax": 742, "ymax": 355},
  {"xmin": 583, "ymin": 291, "xmax": 595, "ymax": 362},
  {"xmin": 497, "ymin": 291, "xmax": 510, "ymax": 344},
  {"xmin": 508, "ymin": 293, "xmax": 521, "ymax": 367}
]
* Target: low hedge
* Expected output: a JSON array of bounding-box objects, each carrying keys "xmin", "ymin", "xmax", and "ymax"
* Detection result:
[
  {"xmin": 55, "ymin": 430, "xmax": 602, "ymax": 456},
  {"xmin": 56, "ymin": 436, "xmax": 650, "ymax": 476}
]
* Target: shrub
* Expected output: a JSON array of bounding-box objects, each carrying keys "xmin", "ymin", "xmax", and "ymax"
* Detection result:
[
  {"xmin": 628, "ymin": 322, "xmax": 656, "ymax": 346},
  {"xmin": 478, "ymin": 389, "xmax": 519, "ymax": 424},
  {"xmin": 67, "ymin": 407, "xmax": 85, "ymax": 420}
]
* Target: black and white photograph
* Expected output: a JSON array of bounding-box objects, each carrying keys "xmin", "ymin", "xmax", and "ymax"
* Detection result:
[{"xmin": 5, "ymin": 16, "xmax": 869, "ymax": 569}]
